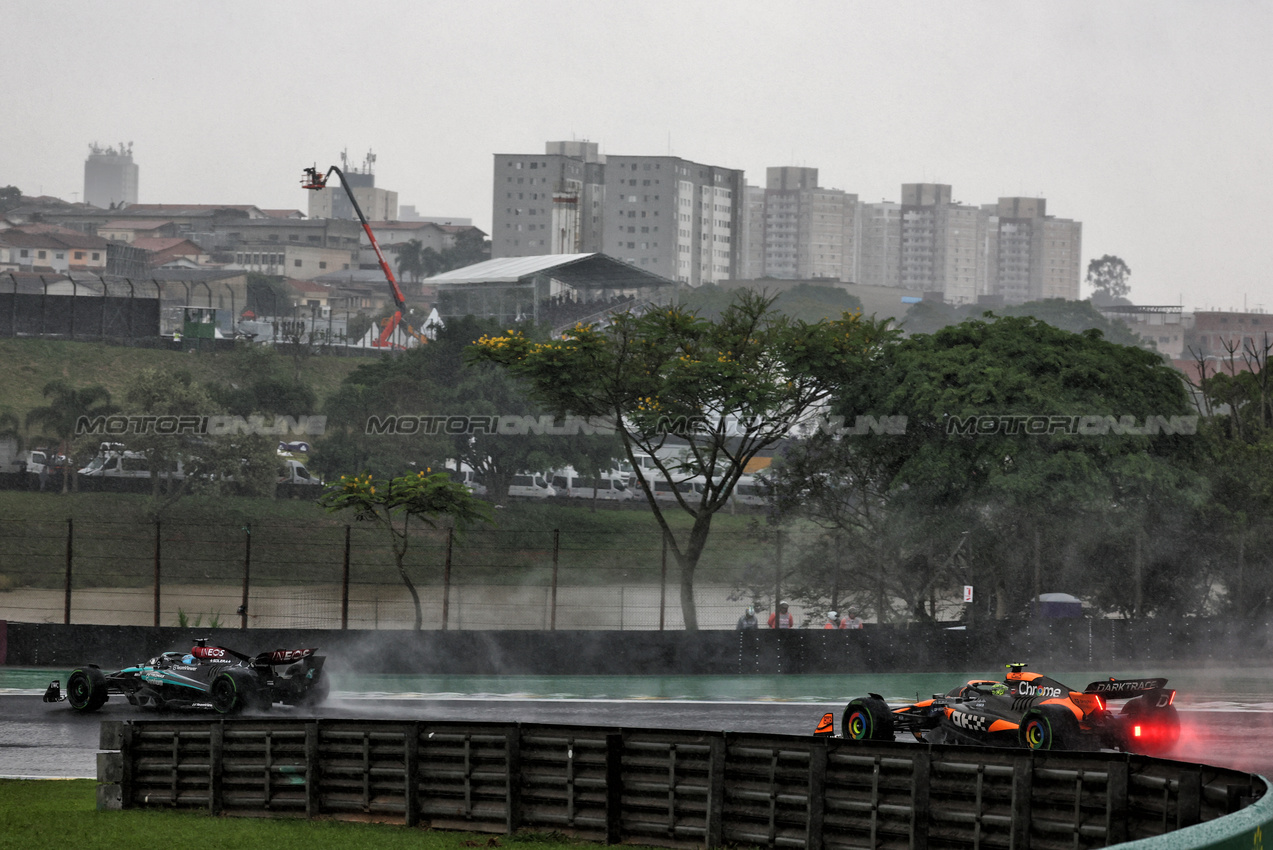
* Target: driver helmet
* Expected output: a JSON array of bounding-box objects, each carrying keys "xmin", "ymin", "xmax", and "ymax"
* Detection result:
[
  {"xmin": 989, "ymin": 683, "xmax": 1009, "ymax": 696},
  {"xmin": 182, "ymin": 654, "xmax": 196, "ymax": 665},
  {"xmin": 828, "ymin": 611, "xmax": 838, "ymax": 619}
]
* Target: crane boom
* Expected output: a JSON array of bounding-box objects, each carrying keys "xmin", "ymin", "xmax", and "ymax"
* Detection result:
[{"xmin": 301, "ymin": 165, "xmax": 419, "ymax": 348}]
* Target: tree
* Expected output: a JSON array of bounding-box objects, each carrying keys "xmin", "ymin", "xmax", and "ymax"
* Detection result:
[
  {"xmin": 772, "ymin": 314, "xmax": 1201, "ymax": 621},
  {"xmin": 122, "ymin": 369, "xmax": 279, "ymax": 514},
  {"xmin": 25, "ymin": 381, "xmax": 116, "ymax": 493},
  {"xmin": 471, "ymin": 290, "xmax": 896, "ymax": 629},
  {"xmin": 395, "ymin": 239, "xmax": 427, "ymax": 283},
  {"xmin": 0, "ymin": 186, "xmax": 21, "ymax": 215},
  {"xmin": 1086, "ymin": 255, "xmax": 1132, "ymax": 302},
  {"xmin": 318, "ymin": 470, "xmax": 493, "ymax": 629}
]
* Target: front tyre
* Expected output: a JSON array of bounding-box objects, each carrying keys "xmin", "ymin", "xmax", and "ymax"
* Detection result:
[
  {"xmin": 1019, "ymin": 704, "xmax": 1079, "ymax": 751},
  {"xmin": 842, "ymin": 696, "xmax": 895, "ymax": 741},
  {"xmin": 66, "ymin": 668, "xmax": 108, "ymax": 712}
]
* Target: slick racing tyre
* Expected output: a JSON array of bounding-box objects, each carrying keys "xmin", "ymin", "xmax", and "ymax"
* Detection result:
[
  {"xmin": 66, "ymin": 667, "xmax": 108, "ymax": 712},
  {"xmin": 1120, "ymin": 695, "xmax": 1180, "ymax": 756},
  {"xmin": 843, "ymin": 696, "xmax": 895, "ymax": 742},
  {"xmin": 211, "ymin": 668, "xmax": 259, "ymax": 715},
  {"xmin": 1019, "ymin": 704, "xmax": 1079, "ymax": 751}
]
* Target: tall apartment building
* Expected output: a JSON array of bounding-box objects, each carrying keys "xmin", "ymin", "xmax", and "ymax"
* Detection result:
[
  {"xmin": 898, "ymin": 184, "xmax": 986, "ymax": 304},
  {"xmin": 858, "ymin": 202, "xmax": 902, "ymax": 290},
  {"xmin": 492, "ymin": 142, "xmax": 743, "ymax": 286},
  {"xmin": 84, "ymin": 143, "xmax": 139, "ymax": 209},
  {"xmin": 986, "ymin": 197, "xmax": 1082, "ymax": 304},
  {"xmin": 491, "ymin": 141, "xmax": 606, "ymax": 259},
  {"xmin": 736, "ymin": 167, "xmax": 858, "ymax": 282}
]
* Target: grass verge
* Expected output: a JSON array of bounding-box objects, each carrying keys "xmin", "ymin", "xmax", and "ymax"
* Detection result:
[{"xmin": 0, "ymin": 779, "xmax": 590, "ymax": 850}]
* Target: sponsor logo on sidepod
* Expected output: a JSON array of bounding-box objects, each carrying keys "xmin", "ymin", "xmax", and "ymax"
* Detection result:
[{"xmin": 1015, "ymin": 682, "xmax": 1063, "ymax": 698}]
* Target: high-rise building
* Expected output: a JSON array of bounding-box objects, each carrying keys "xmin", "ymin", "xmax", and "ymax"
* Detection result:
[
  {"xmin": 858, "ymin": 202, "xmax": 902, "ymax": 290},
  {"xmin": 898, "ymin": 183, "xmax": 986, "ymax": 303},
  {"xmin": 491, "ymin": 141, "xmax": 605, "ymax": 259},
  {"xmin": 492, "ymin": 143, "xmax": 743, "ymax": 286},
  {"xmin": 987, "ymin": 197, "xmax": 1082, "ymax": 304},
  {"xmin": 84, "ymin": 143, "xmax": 139, "ymax": 209},
  {"xmin": 740, "ymin": 167, "xmax": 858, "ymax": 282}
]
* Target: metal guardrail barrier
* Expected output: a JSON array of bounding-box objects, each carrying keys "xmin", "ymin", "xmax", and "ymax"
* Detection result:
[{"xmin": 97, "ymin": 718, "xmax": 1268, "ymax": 850}]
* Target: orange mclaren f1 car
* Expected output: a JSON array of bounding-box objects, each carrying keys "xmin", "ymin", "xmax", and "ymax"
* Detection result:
[{"xmin": 816, "ymin": 664, "xmax": 1180, "ymax": 755}]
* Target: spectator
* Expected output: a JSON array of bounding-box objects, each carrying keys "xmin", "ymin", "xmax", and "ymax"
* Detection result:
[
  {"xmin": 736, "ymin": 606, "xmax": 760, "ymax": 630},
  {"xmin": 768, "ymin": 601, "xmax": 794, "ymax": 629},
  {"xmin": 842, "ymin": 607, "xmax": 864, "ymax": 629},
  {"xmin": 823, "ymin": 611, "xmax": 846, "ymax": 629}
]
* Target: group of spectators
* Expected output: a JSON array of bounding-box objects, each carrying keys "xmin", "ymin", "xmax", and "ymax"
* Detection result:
[
  {"xmin": 539, "ymin": 293, "xmax": 638, "ymax": 329},
  {"xmin": 735, "ymin": 601, "xmax": 864, "ymax": 630}
]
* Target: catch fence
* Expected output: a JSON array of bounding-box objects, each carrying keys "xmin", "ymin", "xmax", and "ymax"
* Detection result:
[{"xmin": 0, "ymin": 517, "xmax": 803, "ymax": 630}]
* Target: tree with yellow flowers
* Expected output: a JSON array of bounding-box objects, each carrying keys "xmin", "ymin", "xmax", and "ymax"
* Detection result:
[
  {"xmin": 318, "ymin": 470, "xmax": 493, "ymax": 629},
  {"xmin": 470, "ymin": 289, "xmax": 897, "ymax": 629}
]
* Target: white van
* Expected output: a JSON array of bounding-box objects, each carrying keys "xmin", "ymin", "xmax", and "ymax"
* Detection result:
[
  {"xmin": 79, "ymin": 443, "xmax": 182, "ymax": 480},
  {"xmin": 551, "ymin": 467, "xmax": 634, "ymax": 502},
  {"xmin": 731, "ymin": 473, "xmax": 770, "ymax": 507},
  {"xmin": 650, "ymin": 476, "xmax": 702, "ymax": 503},
  {"xmin": 507, "ymin": 472, "xmax": 556, "ymax": 498},
  {"xmin": 278, "ymin": 458, "xmax": 321, "ymax": 485}
]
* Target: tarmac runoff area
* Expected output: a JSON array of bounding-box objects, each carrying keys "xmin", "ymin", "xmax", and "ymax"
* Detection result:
[{"xmin": 2, "ymin": 668, "xmax": 1273, "ymax": 780}]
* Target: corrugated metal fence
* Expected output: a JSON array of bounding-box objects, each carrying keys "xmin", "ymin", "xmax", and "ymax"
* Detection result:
[{"xmin": 97, "ymin": 718, "xmax": 1268, "ymax": 850}]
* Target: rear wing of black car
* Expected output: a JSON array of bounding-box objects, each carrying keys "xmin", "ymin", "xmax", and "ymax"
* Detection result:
[{"xmin": 1083, "ymin": 677, "xmax": 1170, "ymax": 699}]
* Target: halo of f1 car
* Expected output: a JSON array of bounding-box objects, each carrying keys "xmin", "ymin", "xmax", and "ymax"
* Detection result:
[
  {"xmin": 43, "ymin": 639, "xmax": 327, "ymax": 714},
  {"xmin": 816, "ymin": 663, "xmax": 1181, "ymax": 755}
]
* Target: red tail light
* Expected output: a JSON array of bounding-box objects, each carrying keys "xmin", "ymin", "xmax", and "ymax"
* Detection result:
[{"xmin": 1134, "ymin": 725, "xmax": 1142, "ymax": 738}]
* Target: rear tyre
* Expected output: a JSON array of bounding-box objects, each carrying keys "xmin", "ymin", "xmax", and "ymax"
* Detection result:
[
  {"xmin": 842, "ymin": 696, "xmax": 895, "ymax": 741},
  {"xmin": 66, "ymin": 668, "xmax": 108, "ymax": 712},
  {"xmin": 1120, "ymin": 696, "xmax": 1180, "ymax": 755},
  {"xmin": 210, "ymin": 669, "xmax": 257, "ymax": 715},
  {"xmin": 299, "ymin": 676, "xmax": 330, "ymax": 708},
  {"xmin": 1019, "ymin": 704, "xmax": 1079, "ymax": 751}
]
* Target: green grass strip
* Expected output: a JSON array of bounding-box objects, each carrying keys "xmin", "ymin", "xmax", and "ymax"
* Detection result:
[{"xmin": 0, "ymin": 779, "xmax": 592, "ymax": 850}]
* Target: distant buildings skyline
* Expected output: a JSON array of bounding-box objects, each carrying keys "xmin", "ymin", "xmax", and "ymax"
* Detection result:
[{"xmin": 490, "ymin": 142, "xmax": 1082, "ymax": 305}]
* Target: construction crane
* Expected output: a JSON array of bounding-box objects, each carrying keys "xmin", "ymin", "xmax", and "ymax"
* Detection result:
[{"xmin": 301, "ymin": 164, "xmax": 425, "ymax": 349}]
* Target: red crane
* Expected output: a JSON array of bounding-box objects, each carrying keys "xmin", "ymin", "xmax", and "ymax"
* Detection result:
[{"xmin": 301, "ymin": 165, "xmax": 424, "ymax": 349}]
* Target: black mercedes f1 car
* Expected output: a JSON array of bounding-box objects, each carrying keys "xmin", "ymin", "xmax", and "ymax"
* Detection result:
[
  {"xmin": 817, "ymin": 664, "xmax": 1180, "ymax": 755},
  {"xmin": 43, "ymin": 639, "xmax": 328, "ymax": 714}
]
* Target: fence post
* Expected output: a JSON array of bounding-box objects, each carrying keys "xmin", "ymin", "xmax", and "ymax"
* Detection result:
[
  {"xmin": 404, "ymin": 721, "xmax": 420, "ymax": 827},
  {"xmin": 153, "ymin": 521, "xmax": 161, "ymax": 628},
  {"xmin": 911, "ymin": 749, "xmax": 931, "ymax": 850},
  {"xmin": 442, "ymin": 526, "xmax": 454, "ymax": 630},
  {"xmin": 659, "ymin": 535, "xmax": 667, "ymax": 631},
  {"xmin": 773, "ymin": 530, "xmax": 783, "ymax": 614},
  {"xmin": 209, "ymin": 721, "xmax": 224, "ymax": 815},
  {"xmin": 64, "ymin": 518, "xmax": 73, "ymax": 625},
  {"xmin": 549, "ymin": 528, "xmax": 560, "ymax": 630},
  {"xmin": 705, "ymin": 735, "xmax": 726, "ymax": 848},
  {"xmin": 240, "ymin": 524, "xmax": 251, "ymax": 629},
  {"xmin": 304, "ymin": 721, "xmax": 320, "ymax": 818},
  {"xmin": 341, "ymin": 525, "xmax": 350, "ymax": 630},
  {"xmin": 806, "ymin": 739, "xmax": 827, "ymax": 850},
  {"xmin": 606, "ymin": 733, "xmax": 625, "ymax": 845}
]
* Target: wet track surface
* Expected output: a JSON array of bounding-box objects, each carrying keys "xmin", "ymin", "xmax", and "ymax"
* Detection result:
[{"xmin": 4, "ymin": 689, "xmax": 1273, "ymax": 781}]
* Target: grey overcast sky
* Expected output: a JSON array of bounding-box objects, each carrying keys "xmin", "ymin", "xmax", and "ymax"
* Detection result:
[{"xmin": 3, "ymin": 1, "xmax": 1271, "ymax": 313}]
